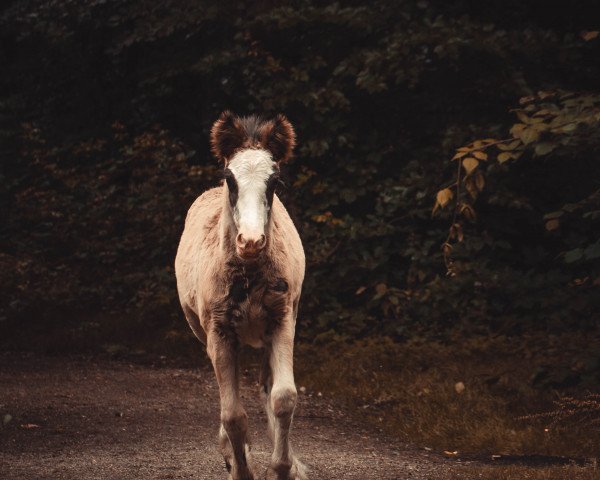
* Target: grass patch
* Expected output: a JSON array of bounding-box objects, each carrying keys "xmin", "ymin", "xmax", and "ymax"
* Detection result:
[{"xmin": 295, "ymin": 332, "xmax": 600, "ymax": 459}]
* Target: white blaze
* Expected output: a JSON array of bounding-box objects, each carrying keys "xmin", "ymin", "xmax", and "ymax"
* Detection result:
[{"xmin": 228, "ymin": 149, "xmax": 275, "ymax": 237}]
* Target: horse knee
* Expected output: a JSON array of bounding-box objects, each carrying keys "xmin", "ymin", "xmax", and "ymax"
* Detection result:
[
  {"xmin": 221, "ymin": 409, "xmax": 248, "ymax": 437},
  {"xmin": 271, "ymin": 386, "xmax": 297, "ymax": 418}
]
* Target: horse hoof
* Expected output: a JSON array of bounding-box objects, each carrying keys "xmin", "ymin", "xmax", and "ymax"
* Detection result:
[{"xmin": 265, "ymin": 460, "xmax": 308, "ymax": 480}]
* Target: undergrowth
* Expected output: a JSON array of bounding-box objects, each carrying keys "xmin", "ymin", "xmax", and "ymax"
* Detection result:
[{"xmin": 295, "ymin": 332, "xmax": 600, "ymax": 459}]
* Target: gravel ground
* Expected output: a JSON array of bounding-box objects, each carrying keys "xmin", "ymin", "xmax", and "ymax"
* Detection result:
[
  {"xmin": 2, "ymin": 354, "xmax": 595, "ymax": 479},
  {"xmin": 0, "ymin": 353, "xmax": 461, "ymax": 479}
]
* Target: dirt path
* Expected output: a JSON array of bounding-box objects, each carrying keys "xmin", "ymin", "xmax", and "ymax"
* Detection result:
[{"xmin": 0, "ymin": 353, "xmax": 460, "ymax": 479}]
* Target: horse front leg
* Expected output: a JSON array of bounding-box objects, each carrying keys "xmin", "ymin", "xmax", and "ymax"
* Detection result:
[
  {"xmin": 264, "ymin": 322, "xmax": 308, "ymax": 480},
  {"xmin": 207, "ymin": 330, "xmax": 255, "ymax": 480}
]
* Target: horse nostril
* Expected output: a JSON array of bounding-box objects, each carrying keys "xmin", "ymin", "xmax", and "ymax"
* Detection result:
[
  {"xmin": 236, "ymin": 232, "xmax": 265, "ymax": 256},
  {"xmin": 236, "ymin": 233, "xmax": 245, "ymax": 247}
]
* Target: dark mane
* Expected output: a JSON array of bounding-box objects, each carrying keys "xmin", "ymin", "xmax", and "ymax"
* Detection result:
[
  {"xmin": 210, "ymin": 111, "xmax": 296, "ymax": 163},
  {"xmin": 237, "ymin": 115, "xmax": 265, "ymax": 146}
]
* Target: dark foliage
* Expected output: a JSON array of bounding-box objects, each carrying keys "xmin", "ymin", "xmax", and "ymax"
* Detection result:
[{"xmin": 1, "ymin": 0, "xmax": 599, "ymax": 351}]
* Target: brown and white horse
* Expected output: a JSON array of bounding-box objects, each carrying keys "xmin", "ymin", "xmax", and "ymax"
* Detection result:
[{"xmin": 175, "ymin": 112, "xmax": 307, "ymax": 480}]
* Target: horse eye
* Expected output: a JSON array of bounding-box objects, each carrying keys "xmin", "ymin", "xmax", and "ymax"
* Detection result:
[
  {"xmin": 267, "ymin": 173, "xmax": 279, "ymax": 187},
  {"xmin": 224, "ymin": 169, "xmax": 238, "ymax": 206},
  {"xmin": 266, "ymin": 173, "xmax": 278, "ymax": 206}
]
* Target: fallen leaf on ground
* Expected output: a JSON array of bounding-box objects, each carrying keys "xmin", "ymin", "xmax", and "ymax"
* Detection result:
[{"xmin": 20, "ymin": 423, "xmax": 40, "ymax": 429}]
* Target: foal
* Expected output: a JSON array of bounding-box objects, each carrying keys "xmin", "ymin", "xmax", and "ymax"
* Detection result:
[{"xmin": 175, "ymin": 112, "xmax": 307, "ymax": 480}]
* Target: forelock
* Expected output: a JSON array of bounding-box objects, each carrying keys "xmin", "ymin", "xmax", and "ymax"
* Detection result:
[{"xmin": 228, "ymin": 149, "xmax": 275, "ymax": 186}]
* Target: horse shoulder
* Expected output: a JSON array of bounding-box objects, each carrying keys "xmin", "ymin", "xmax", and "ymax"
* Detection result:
[
  {"xmin": 175, "ymin": 187, "xmax": 224, "ymax": 317},
  {"xmin": 270, "ymin": 195, "xmax": 305, "ymax": 296}
]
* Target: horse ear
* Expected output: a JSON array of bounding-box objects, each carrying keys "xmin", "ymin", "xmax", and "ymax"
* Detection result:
[
  {"xmin": 210, "ymin": 111, "xmax": 245, "ymax": 162},
  {"xmin": 260, "ymin": 114, "xmax": 296, "ymax": 163}
]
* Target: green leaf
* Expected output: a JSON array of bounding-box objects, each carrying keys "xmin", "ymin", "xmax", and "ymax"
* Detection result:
[
  {"xmin": 534, "ymin": 142, "xmax": 555, "ymax": 156},
  {"xmin": 564, "ymin": 248, "xmax": 584, "ymax": 263},
  {"xmin": 520, "ymin": 128, "xmax": 540, "ymax": 145},
  {"xmin": 584, "ymin": 240, "xmax": 600, "ymax": 260},
  {"xmin": 543, "ymin": 210, "xmax": 563, "ymax": 220},
  {"xmin": 560, "ymin": 123, "xmax": 577, "ymax": 133}
]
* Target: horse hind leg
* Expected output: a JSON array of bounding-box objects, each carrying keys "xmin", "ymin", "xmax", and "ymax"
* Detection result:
[{"xmin": 219, "ymin": 424, "xmax": 253, "ymax": 478}]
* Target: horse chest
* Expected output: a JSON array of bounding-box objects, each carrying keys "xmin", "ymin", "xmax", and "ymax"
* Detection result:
[{"xmin": 226, "ymin": 272, "xmax": 289, "ymax": 348}]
